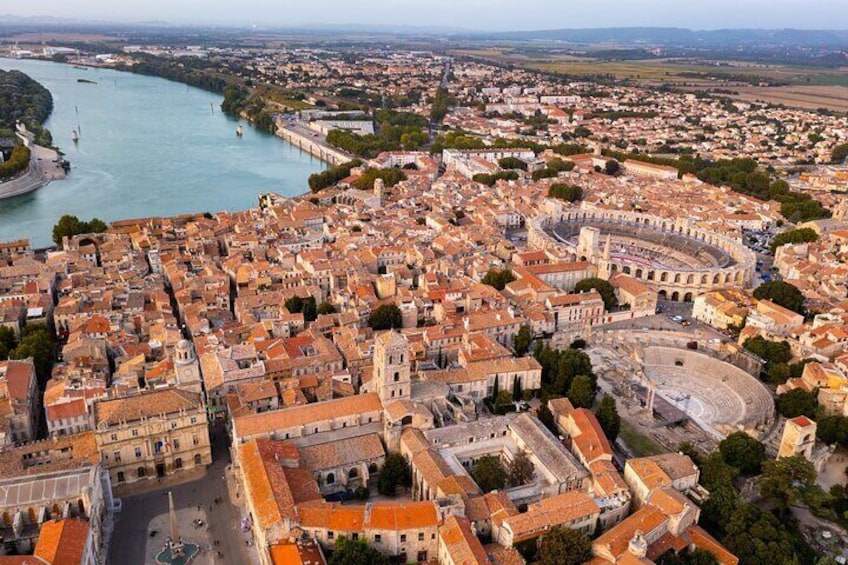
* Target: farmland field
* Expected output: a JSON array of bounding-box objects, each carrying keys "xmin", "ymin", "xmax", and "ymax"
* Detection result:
[
  {"xmin": 730, "ymin": 85, "xmax": 848, "ymax": 112},
  {"xmin": 450, "ymin": 47, "xmax": 848, "ymax": 111}
]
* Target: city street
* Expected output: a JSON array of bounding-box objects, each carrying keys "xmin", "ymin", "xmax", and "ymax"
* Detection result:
[{"xmin": 108, "ymin": 422, "xmax": 258, "ymax": 565}]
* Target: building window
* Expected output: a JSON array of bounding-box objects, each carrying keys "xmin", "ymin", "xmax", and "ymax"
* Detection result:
[
  {"xmin": 135, "ymin": 447, "xmax": 142, "ymax": 458},
  {"xmin": 171, "ymin": 422, "xmax": 177, "ymax": 429},
  {"xmin": 132, "ymin": 429, "xmax": 139, "ymax": 437},
  {"xmin": 137, "ymin": 467, "xmax": 146, "ymax": 478},
  {"xmin": 193, "ymin": 435, "xmax": 199, "ymax": 446},
  {"xmin": 393, "ymin": 372, "xmax": 399, "ymax": 382},
  {"xmin": 418, "ymin": 532, "xmax": 424, "ymax": 541},
  {"xmin": 328, "ymin": 531, "xmax": 334, "ymax": 540},
  {"xmin": 375, "ymin": 534, "xmax": 381, "ymax": 543},
  {"xmin": 114, "ymin": 451, "xmax": 122, "ymax": 463},
  {"xmin": 352, "ymin": 533, "xmax": 359, "ymax": 541},
  {"xmin": 116, "ymin": 472, "xmax": 124, "ymax": 483},
  {"xmin": 175, "ymin": 458, "xmax": 183, "ymax": 469},
  {"xmin": 194, "ymin": 454, "xmax": 202, "ymax": 465},
  {"xmin": 400, "ymin": 534, "xmax": 406, "ymax": 543},
  {"xmin": 326, "ymin": 473, "xmax": 335, "ymax": 485},
  {"xmin": 173, "ymin": 439, "xmax": 180, "ymax": 450},
  {"xmin": 110, "ymin": 433, "xmax": 118, "ymax": 441},
  {"xmin": 191, "ymin": 417, "xmax": 197, "ymax": 424}
]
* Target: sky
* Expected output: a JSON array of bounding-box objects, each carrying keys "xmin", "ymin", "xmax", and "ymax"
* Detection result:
[{"xmin": 8, "ymin": 0, "xmax": 848, "ymax": 31}]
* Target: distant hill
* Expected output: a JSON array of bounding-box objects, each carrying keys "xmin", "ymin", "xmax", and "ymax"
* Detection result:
[{"xmin": 459, "ymin": 27, "xmax": 848, "ymax": 48}]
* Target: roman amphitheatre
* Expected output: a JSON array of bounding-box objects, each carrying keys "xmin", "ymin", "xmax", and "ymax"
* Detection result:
[
  {"xmin": 638, "ymin": 346, "xmax": 775, "ymax": 438},
  {"xmin": 528, "ymin": 208, "xmax": 757, "ymax": 301}
]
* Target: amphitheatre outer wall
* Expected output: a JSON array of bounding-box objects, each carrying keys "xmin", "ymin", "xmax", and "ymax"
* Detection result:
[{"xmin": 528, "ymin": 208, "xmax": 757, "ymax": 302}]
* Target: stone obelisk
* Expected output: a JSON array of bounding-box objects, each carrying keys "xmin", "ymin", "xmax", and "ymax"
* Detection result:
[{"xmin": 168, "ymin": 491, "xmax": 185, "ymax": 559}]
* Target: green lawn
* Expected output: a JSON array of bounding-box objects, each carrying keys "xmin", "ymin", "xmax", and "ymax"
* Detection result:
[{"xmin": 619, "ymin": 421, "xmax": 666, "ymax": 458}]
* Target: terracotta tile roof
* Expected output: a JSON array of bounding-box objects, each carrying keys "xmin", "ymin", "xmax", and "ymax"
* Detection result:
[
  {"xmin": 94, "ymin": 388, "xmax": 201, "ymax": 426},
  {"xmin": 688, "ymin": 525, "xmax": 739, "ymax": 565},
  {"xmin": 367, "ymin": 500, "xmax": 440, "ymax": 530},
  {"xmin": 297, "ymin": 501, "xmax": 364, "ymax": 532},
  {"xmin": 439, "ymin": 515, "xmax": 489, "ymax": 565},
  {"xmin": 0, "ymin": 359, "xmax": 35, "ymax": 401},
  {"xmin": 465, "ymin": 491, "xmax": 518, "ymax": 527},
  {"xmin": 233, "ymin": 393, "xmax": 382, "ymax": 441},
  {"xmin": 593, "ymin": 506, "xmax": 668, "ymax": 561},
  {"xmin": 45, "ymin": 398, "xmax": 87, "ymax": 422},
  {"xmin": 483, "ymin": 544, "xmax": 525, "ymax": 565},
  {"xmin": 571, "ymin": 408, "xmax": 613, "ymax": 464},
  {"xmin": 503, "ymin": 490, "xmax": 599, "ymax": 543},
  {"xmin": 298, "ymin": 434, "xmax": 385, "ymax": 472},
  {"xmin": 0, "ymin": 431, "xmax": 99, "ymax": 479},
  {"xmin": 33, "ymin": 518, "xmax": 89, "ymax": 565},
  {"xmin": 647, "ymin": 487, "xmax": 693, "ymax": 519},
  {"xmin": 239, "ymin": 439, "xmax": 321, "ymax": 531},
  {"xmin": 269, "ymin": 539, "xmax": 326, "ymax": 565}
]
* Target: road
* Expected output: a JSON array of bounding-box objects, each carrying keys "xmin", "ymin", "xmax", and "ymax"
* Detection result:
[
  {"xmin": 0, "ymin": 143, "xmax": 66, "ymax": 200},
  {"xmin": 108, "ymin": 422, "xmax": 257, "ymax": 565}
]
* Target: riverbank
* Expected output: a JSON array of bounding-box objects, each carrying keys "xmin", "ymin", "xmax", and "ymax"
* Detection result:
[
  {"xmin": 0, "ymin": 143, "xmax": 66, "ymax": 200},
  {"xmin": 276, "ymin": 121, "xmax": 354, "ymax": 166},
  {"xmin": 0, "ymin": 57, "xmax": 325, "ymax": 247}
]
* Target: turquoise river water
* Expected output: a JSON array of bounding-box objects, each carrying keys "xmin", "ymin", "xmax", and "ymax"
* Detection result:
[{"xmin": 0, "ymin": 58, "xmax": 326, "ymax": 247}]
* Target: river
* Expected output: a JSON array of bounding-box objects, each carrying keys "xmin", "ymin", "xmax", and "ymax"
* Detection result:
[{"xmin": 0, "ymin": 58, "xmax": 326, "ymax": 247}]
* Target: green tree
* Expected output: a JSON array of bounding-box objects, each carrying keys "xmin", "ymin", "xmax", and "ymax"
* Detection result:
[
  {"xmin": 568, "ymin": 375, "xmax": 595, "ymax": 408},
  {"xmin": 719, "ymin": 432, "xmax": 766, "ymax": 476},
  {"xmin": 700, "ymin": 483, "xmax": 741, "ymax": 534},
  {"xmin": 351, "ymin": 167, "xmax": 407, "ymax": 191},
  {"xmin": 656, "ymin": 549, "xmax": 719, "ymax": 565},
  {"xmin": 507, "ymin": 450, "xmax": 535, "ymax": 487},
  {"xmin": 832, "ymin": 142, "xmax": 848, "ymax": 164},
  {"xmin": 698, "ymin": 452, "xmax": 739, "ymax": 491},
  {"xmin": 317, "ymin": 301, "xmax": 337, "ymax": 316},
  {"xmin": 0, "ymin": 326, "xmax": 16, "ymax": 360},
  {"xmin": 51, "ymin": 215, "xmax": 107, "ymax": 245},
  {"xmin": 759, "ymin": 455, "xmax": 817, "ymax": 513},
  {"xmin": 10, "ymin": 324, "xmax": 54, "ymax": 383},
  {"xmin": 51, "ymin": 215, "xmax": 83, "ymax": 245},
  {"xmin": 769, "ymin": 228, "xmax": 818, "ymax": 253},
  {"xmin": 471, "ymin": 455, "xmax": 508, "ymax": 493},
  {"xmin": 284, "ymin": 295, "xmax": 305, "ymax": 314},
  {"xmin": 493, "ymin": 390, "xmax": 515, "ymax": 415},
  {"xmin": 329, "ymin": 536, "xmax": 390, "ymax": 565},
  {"xmin": 538, "ymin": 526, "xmax": 592, "ymax": 565},
  {"xmin": 595, "ymin": 394, "xmax": 621, "ymax": 441},
  {"xmin": 604, "ymin": 159, "xmax": 620, "ymax": 176},
  {"xmin": 481, "ymin": 269, "xmax": 516, "ymax": 291},
  {"xmin": 753, "ymin": 281, "xmax": 805, "ymax": 315},
  {"xmin": 87, "ymin": 218, "xmax": 108, "ymax": 233},
  {"xmin": 574, "ymin": 277, "xmax": 618, "ymax": 310},
  {"xmin": 722, "ymin": 503, "xmax": 808, "ymax": 565},
  {"xmin": 776, "ymin": 388, "xmax": 818, "ymax": 419},
  {"xmin": 367, "ymin": 304, "xmax": 403, "ymax": 330},
  {"xmin": 537, "ymin": 403, "xmax": 557, "ymax": 434},
  {"xmin": 498, "ymin": 156, "xmax": 528, "ymax": 170},
  {"xmin": 816, "ymin": 415, "xmax": 848, "ymax": 446},
  {"xmin": 308, "ymin": 160, "xmax": 363, "ymax": 192},
  {"xmin": 548, "ymin": 183, "xmax": 583, "ymax": 203},
  {"xmin": 377, "ymin": 453, "xmax": 411, "ymax": 496},
  {"xmin": 302, "ymin": 296, "xmax": 318, "ymax": 322},
  {"xmin": 513, "ymin": 325, "xmax": 533, "ymax": 356},
  {"xmin": 743, "ymin": 336, "xmax": 793, "ymax": 383}
]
